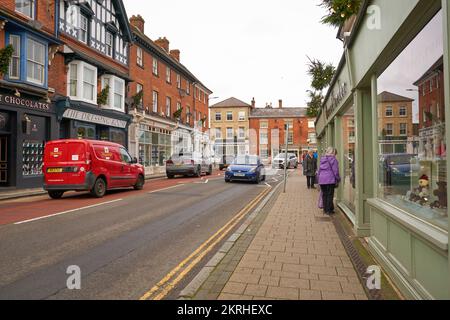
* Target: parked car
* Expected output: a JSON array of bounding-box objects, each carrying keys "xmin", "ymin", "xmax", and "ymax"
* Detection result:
[
  {"xmin": 43, "ymin": 139, "xmax": 145, "ymax": 199},
  {"xmin": 225, "ymin": 155, "xmax": 266, "ymax": 183},
  {"xmin": 272, "ymin": 153, "xmax": 298, "ymax": 169},
  {"xmin": 379, "ymin": 153, "xmax": 418, "ymax": 188},
  {"xmin": 166, "ymin": 152, "xmax": 212, "ymax": 178}
]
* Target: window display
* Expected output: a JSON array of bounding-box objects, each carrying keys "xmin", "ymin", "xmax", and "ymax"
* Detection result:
[
  {"xmin": 342, "ymin": 106, "xmax": 356, "ymax": 213},
  {"xmin": 138, "ymin": 125, "xmax": 173, "ymax": 167},
  {"xmin": 377, "ymin": 10, "xmax": 447, "ymax": 230},
  {"xmin": 22, "ymin": 140, "xmax": 44, "ymax": 176}
]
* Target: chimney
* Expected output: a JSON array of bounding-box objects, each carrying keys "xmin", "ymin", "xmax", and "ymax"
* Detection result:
[
  {"xmin": 155, "ymin": 37, "xmax": 170, "ymax": 53},
  {"xmin": 279, "ymin": 99, "xmax": 283, "ymax": 108},
  {"xmin": 170, "ymin": 49, "xmax": 180, "ymax": 62},
  {"xmin": 129, "ymin": 15, "xmax": 145, "ymax": 33},
  {"xmin": 251, "ymin": 97, "xmax": 256, "ymax": 109}
]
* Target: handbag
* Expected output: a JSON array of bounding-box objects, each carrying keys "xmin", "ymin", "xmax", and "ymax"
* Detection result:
[{"xmin": 326, "ymin": 159, "xmax": 340, "ymax": 189}]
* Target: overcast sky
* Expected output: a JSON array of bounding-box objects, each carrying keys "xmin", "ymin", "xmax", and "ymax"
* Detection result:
[{"xmin": 124, "ymin": 0, "xmax": 344, "ymax": 108}]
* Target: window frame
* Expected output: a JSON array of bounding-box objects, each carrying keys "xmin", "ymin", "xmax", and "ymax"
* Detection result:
[
  {"xmin": 215, "ymin": 112, "xmax": 222, "ymax": 121},
  {"xmin": 166, "ymin": 66, "xmax": 171, "ymax": 83},
  {"xmin": 226, "ymin": 111, "xmax": 233, "ymax": 121},
  {"xmin": 226, "ymin": 127, "xmax": 234, "ymax": 139},
  {"xmin": 79, "ymin": 14, "xmax": 89, "ymax": 44},
  {"xmin": 152, "ymin": 90, "xmax": 159, "ymax": 113},
  {"xmin": 136, "ymin": 47, "xmax": 143, "ymax": 67},
  {"xmin": 152, "ymin": 58, "xmax": 159, "ymax": 76},
  {"xmin": 385, "ymin": 106, "xmax": 394, "ymax": 117},
  {"xmin": 238, "ymin": 111, "xmax": 246, "ymax": 121},
  {"xmin": 8, "ymin": 34, "xmax": 21, "ymax": 80},
  {"xmin": 105, "ymin": 31, "xmax": 114, "ymax": 58},
  {"xmin": 15, "ymin": 0, "xmax": 35, "ymax": 19},
  {"xmin": 399, "ymin": 106, "xmax": 407, "ymax": 117}
]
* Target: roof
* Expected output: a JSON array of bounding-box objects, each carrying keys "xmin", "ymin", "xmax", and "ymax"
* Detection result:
[
  {"xmin": 210, "ymin": 97, "xmax": 251, "ymax": 108},
  {"xmin": 413, "ymin": 56, "xmax": 444, "ymax": 86},
  {"xmin": 378, "ymin": 91, "xmax": 414, "ymax": 103},
  {"xmin": 132, "ymin": 26, "xmax": 212, "ymax": 94},
  {"xmin": 249, "ymin": 107, "xmax": 307, "ymax": 119}
]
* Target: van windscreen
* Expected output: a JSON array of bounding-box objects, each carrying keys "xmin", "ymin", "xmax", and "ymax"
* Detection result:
[{"xmin": 45, "ymin": 142, "xmax": 86, "ymax": 163}]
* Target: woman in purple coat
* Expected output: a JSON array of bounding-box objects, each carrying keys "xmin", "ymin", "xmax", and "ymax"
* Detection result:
[{"xmin": 317, "ymin": 147, "xmax": 341, "ymax": 215}]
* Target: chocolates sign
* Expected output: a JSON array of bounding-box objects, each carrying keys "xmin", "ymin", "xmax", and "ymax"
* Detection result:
[{"xmin": 0, "ymin": 94, "xmax": 51, "ymax": 111}]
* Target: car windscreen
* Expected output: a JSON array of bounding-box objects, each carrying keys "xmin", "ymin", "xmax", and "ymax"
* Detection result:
[{"xmin": 233, "ymin": 156, "xmax": 258, "ymax": 166}]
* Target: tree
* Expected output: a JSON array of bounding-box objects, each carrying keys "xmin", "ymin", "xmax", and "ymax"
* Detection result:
[
  {"xmin": 306, "ymin": 90, "xmax": 324, "ymax": 118},
  {"xmin": 319, "ymin": 0, "xmax": 362, "ymax": 28}
]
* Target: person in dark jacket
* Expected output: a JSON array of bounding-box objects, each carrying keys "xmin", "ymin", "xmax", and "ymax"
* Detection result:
[
  {"xmin": 317, "ymin": 147, "xmax": 341, "ymax": 215},
  {"xmin": 304, "ymin": 150, "xmax": 317, "ymax": 189}
]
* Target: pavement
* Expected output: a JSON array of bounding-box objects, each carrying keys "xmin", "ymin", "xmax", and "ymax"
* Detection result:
[{"xmin": 187, "ymin": 170, "xmax": 368, "ymax": 300}]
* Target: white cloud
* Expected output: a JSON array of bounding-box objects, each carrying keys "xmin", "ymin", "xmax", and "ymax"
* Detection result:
[{"xmin": 124, "ymin": 0, "xmax": 343, "ymax": 108}]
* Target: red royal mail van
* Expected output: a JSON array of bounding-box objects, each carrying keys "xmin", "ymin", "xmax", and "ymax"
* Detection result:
[{"xmin": 43, "ymin": 139, "xmax": 145, "ymax": 199}]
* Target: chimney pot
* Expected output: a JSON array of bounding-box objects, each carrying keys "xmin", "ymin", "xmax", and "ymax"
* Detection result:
[
  {"xmin": 129, "ymin": 15, "xmax": 145, "ymax": 33},
  {"xmin": 170, "ymin": 49, "xmax": 180, "ymax": 62},
  {"xmin": 155, "ymin": 37, "xmax": 170, "ymax": 53},
  {"xmin": 279, "ymin": 99, "xmax": 283, "ymax": 108},
  {"xmin": 251, "ymin": 97, "xmax": 255, "ymax": 109}
]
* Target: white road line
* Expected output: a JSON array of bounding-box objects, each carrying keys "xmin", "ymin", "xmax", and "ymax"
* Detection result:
[
  {"xmin": 148, "ymin": 184, "xmax": 184, "ymax": 194},
  {"xmin": 14, "ymin": 199, "xmax": 124, "ymax": 225},
  {"xmin": 194, "ymin": 179, "xmax": 209, "ymax": 184},
  {"xmin": 265, "ymin": 182, "xmax": 271, "ymax": 187}
]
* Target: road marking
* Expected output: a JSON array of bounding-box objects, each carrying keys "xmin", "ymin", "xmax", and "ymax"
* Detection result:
[
  {"xmin": 139, "ymin": 186, "xmax": 272, "ymax": 301},
  {"xmin": 148, "ymin": 184, "xmax": 184, "ymax": 194},
  {"xmin": 265, "ymin": 182, "xmax": 271, "ymax": 187},
  {"xmin": 194, "ymin": 179, "xmax": 209, "ymax": 184},
  {"xmin": 14, "ymin": 199, "xmax": 124, "ymax": 225}
]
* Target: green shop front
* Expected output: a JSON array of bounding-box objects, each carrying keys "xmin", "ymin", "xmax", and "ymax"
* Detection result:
[{"xmin": 316, "ymin": 0, "xmax": 450, "ymax": 299}]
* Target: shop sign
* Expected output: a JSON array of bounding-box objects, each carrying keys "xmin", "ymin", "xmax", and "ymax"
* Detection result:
[
  {"xmin": 326, "ymin": 81, "xmax": 348, "ymax": 118},
  {"xmin": 0, "ymin": 94, "xmax": 51, "ymax": 112},
  {"xmin": 63, "ymin": 109, "xmax": 127, "ymax": 128}
]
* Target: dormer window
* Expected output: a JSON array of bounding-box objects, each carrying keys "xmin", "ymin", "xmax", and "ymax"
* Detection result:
[{"xmin": 15, "ymin": 0, "xmax": 35, "ymax": 19}]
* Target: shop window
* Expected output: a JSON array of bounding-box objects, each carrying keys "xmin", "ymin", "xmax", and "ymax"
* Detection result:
[
  {"xmin": 342, "ymin": 106, "xmax": 356, "ymax": 213},
  {"xmin": 377, "ymin": 10, "xmax": 447, "ymax": 230},
  {"xmin": 68, "ymin": 61, "xmax": 97, "ymax": 104},
  {"xmin": 15, "ymin": 0, "xmax": 34, "ymax": 19}
]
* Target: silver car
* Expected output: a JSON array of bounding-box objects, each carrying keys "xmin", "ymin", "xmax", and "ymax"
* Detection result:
[
  {"xmin": 166, "ymin": 152, "xmax": 212, "ymax": 178},
  {"xmin": 272, "ymin": 153, "xmax": 298, "ymax": 169}
]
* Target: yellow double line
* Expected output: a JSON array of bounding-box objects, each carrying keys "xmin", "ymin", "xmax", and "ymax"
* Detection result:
[{"xmin": 139, "ymin": 185, "xmax": 272, "ymax": 300}]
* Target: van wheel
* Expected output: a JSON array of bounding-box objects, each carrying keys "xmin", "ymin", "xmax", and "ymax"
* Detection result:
[
  {"xmin": 91, "ymin": 178, "xmax": 106, "ymax": 198},
  {"xmin": 167, "ymin": 174, "xmax": 175, "ymax": 179},
  {"xmin": 195, "ymin": 166, "xmax": 202, "ymax": 177},
  {"xmin": 206, "ymin": 165, "xmax": 213, "ymax": 176},
  {"xmin": 48, "ymin": 191, "xmax": 64, "ymax": 199},
  {"xmin": 134, "ymin": 175, "xmax": 145, "ymax": 190}
]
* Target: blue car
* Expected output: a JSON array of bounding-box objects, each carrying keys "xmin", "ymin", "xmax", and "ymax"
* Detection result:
[{"xmin": 225, "ymin": 155, "xmax": 266, "ymax": 183}]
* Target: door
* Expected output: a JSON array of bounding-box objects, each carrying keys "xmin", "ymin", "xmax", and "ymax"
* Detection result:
[
  {"xmin": 119, "ymin": 147, "xmax": 135, "ymax": 186},
  {"xmin": 0, "ymin": 136, "xmax": 8, "ymax": 186}
]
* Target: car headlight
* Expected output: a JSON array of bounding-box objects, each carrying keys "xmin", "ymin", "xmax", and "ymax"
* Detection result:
[
  {"xmin": 249, "ymin": 167, "xmax": 256, "ymax": 173},
  {"xmin": 227, "ymin": 167, "xmax": 232, "ymax": 172}
]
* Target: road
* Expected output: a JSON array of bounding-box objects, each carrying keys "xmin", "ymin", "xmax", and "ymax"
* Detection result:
[{"xmin": 0, "ymin": 169, "xmax": 285, "ymax": 300}]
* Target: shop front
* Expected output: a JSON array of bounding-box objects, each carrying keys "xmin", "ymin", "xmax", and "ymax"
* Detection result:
[
  {"xmin": 316, "ymin": 0, "xmax": 450, "ymax": 299},
  {"xmin": 55, "ymin": 97, "xmax": 131, "ymax": 147},
  {"xmin": 0, "ymin": 91, "xmax": 58, "ymax": 189}
]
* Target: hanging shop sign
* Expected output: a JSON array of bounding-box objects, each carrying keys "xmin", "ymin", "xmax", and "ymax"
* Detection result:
[
  {"xmin": 62, "ymin": 109, "xmax": 127, "ymax": 128},
  {"xmin": 0, "ymin": 94, "xmax": 51, "ymax": 112}
]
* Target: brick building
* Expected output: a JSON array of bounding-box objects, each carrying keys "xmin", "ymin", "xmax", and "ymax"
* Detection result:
[
  {"xmin": 210, "ymin": 97, "xmax": 251, "ymax": 164},
  {"xmin": 128, "ymin": 15, "xmax": 212, "ymax": 175},
  {"xmin": 249, "ymin": 100, "xmax": 316, "ymax": 163},
  {"xmin": 0, "ymin": 0, "xmax": 62, "ymax": 188},
  {"xmin": 377, "ymin": 91, "xmax": 416, "ymax": 154}
]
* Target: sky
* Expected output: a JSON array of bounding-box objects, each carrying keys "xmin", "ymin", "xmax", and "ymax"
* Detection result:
[{"xmin": 123, "ymin": 0, "xmax": 344, "ymax": 108}]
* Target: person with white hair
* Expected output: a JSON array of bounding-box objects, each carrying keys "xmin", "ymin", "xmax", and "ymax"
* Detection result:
[{"xmin": 317, "ymin": 147, "xmax": 341, "ymax": 215}]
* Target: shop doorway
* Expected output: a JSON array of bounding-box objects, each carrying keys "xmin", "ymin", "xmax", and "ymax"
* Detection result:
[{"xmin": 0, "ymin": 136, "xmax": 8, "ymax": 186}]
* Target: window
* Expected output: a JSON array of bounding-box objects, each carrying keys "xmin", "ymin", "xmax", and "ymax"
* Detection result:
[
  {"xmin": 385, "ymin": 124, "xmax": 393, "ymax": 136},
  {"xmin": 166, "ymin": 67, "xmax": 171, "ymax": 83},
  {"xmin": 399, "ymin": 106, "xmax": 407, "ymax": 116},
  {"xmin": 119, "ymin": 148, "xmax": 132, "ymax": 164},
  {"xmin": 400, "ymin": 123, "xmax": 407, "ymax": 136},
  {"xmin": 377, "ymin": 10, "xmax": 447, "ymax": 230},
  {"xmin": 342, "ymin": 106, "xmax": 356, "ymax": 213},
  {"xmin": 260, "ymin": 147, "xmax": 269, "ymax": 159},
  {"xmin": 26, "ymin": 38, "xmax": 45, "ymax": 85},
  {"xmin": 152, "ymin": 59, "xmax": 158, "ymax": 76},
  {"xmin": 166, "ymin": 97, "xmax": 171, "ymax": 117},
  {"xmin": 215, "ymin": 112, "xmax": 222, "ymax": 121},
  {"xmin": 15, "ymin": 0, "xmax": 34, "ymax": 19},
  {"xmin": 152, "ymin": 91, "xmax": 158, "ymax": 113},
  {"xmin": 105, "ymin": 32, "xmax": 113, "ymax": 57},
  {"xmin": 288, "ymin": 132, "xmax": 294, "ymax": 144},
  {"xmin": 137, "ymin": 47, "xmax": 143, "ymax": 66},
  {"xmin": 260, "ymin": 121, "xmax": 268, "ymax": 129},
  {"xmin": 68, "ymin": 61, "xmax": 97, "ymax": 104},
  {"xmin": 215, "ymin": 128, "xmax": 222, "ymax": 139},
  {"xmin": 136, "ymin": 83, "xmax": 143, "ymax": 107},
  {"xmin": 238, "ymin": 127, "xmax": 245, "ymax": 139},
  {"xmin": 79, "ymin": 14, "xmax": 88, "ymax": 44},
  {"xmin": 226, "ymin": 128, "xmax": 233, "ymax": 139},
  {"xmin": 187, "ymin": 106, "xmax": 190, "ymax": 123},
  {"xmin": 186, "ymin": 81, "xmax": 190, "ymax": 94},
  {"xmin": 226, "ymin": 112, "xmax": 233, "ymax": 121},
  {"xmin": 308, "ymin": 132, "xmax": 317, "ymax": 144},
  {"xmin": 9, "ymin": 35, "xmax": 20, "ymax": 79},
  {"xmin": 308, "ymin": 121, "xmax": 315, "ymax": 129},
  {"xmin": 176, "ymin": 102, "xmax": 181, "ymax": 111},
  {"xmin": 260, "ymin": 131, "xmax": 268, "ymax": 145},
  {"xmin": 113, "ymin": 78, "xmax": 125, "ymax": 110},
  {"xmin": 385, "ymin": 106, "xmax": 393, "ymax": 117},
  {"xmin": 177, "ymin": 74, "xmax": 181, "ymax": 89},
  {"xmin": 238, "ymin": 111, "xmax": 245, "ymax": 121}
]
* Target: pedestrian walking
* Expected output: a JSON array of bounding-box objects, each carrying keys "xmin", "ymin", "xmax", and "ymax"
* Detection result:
[
  {"xmin": 317, "ymin": 147, "xmax": 341, "ymax": 215},
  {"xmin": 304, "ymin": 150, "xmax": 317, "ymax": 189}
]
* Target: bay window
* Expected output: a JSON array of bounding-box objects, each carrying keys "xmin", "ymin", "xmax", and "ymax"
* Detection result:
[
  {"xmin": 9, "ymin": 35, "xmax": 20, "ymax": 80},
  {"xmin": 68, "ymin": 61, "xmax": 98, "ymax": 104},
  {"xmin": 100, "ymin": 75, "xmax": 125, "ymax": 111},
  {"xmin": 26, "ymin": 38, "xmax": 45, "ymax": 85}
]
